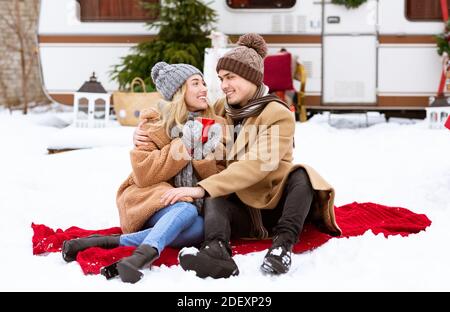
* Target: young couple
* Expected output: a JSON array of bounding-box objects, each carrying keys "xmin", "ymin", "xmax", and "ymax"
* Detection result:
[{"xmin": 61, "ymin": 33, "xmax": 341, "ymax": 284}]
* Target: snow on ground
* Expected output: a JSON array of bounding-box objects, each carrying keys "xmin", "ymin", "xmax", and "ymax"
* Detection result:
[{"xmin": 0, "ymin": 108, "xmax": 449, "ymax": 291}]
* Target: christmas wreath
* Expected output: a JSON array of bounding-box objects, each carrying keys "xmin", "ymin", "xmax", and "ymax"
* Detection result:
[{"xmin": 331, "ymin": 0, "xmax": 368, "ymax": 9}]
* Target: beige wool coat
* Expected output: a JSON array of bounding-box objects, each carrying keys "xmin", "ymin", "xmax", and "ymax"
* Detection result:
[
  {"xmin": 117, "ymin": 108, "xmax": 227, "ymax": 233},
  {"xmin": 199, "ymin": 99, "xmax": 342, "ymax": 237}
]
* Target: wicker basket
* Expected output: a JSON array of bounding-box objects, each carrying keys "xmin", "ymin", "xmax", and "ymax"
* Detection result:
[{"xmin": 113, "ymin": 78, "xmax": 162, "ymax": 126}]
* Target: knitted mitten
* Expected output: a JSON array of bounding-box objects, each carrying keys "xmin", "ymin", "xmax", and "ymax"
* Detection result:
[
  {"xmin": 182, "ymin": 120, "xmax": 203, "ymax": 160},
  {"xmin": 202, "ymin": 123, "xmax": 222, "ymax": 157}
]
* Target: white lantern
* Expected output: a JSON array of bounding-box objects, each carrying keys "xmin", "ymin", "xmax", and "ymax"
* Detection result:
[
  {"xmin": 73, "ymin": 73, "xmax": 110, "ymax": 128},
  {"xmin": 426, "ymin": 97, "xmax": 450, "ymax": 129}
]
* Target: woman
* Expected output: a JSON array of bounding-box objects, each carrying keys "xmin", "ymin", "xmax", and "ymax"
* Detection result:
[{"xmin": 61, "ymin": 62, "xmax": 226, "ymax": 284}]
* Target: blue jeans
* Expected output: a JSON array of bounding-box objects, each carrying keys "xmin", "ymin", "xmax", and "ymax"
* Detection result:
[{"xmin": 119, "ymin": 202, "xmax": 204, "ymax": 254}]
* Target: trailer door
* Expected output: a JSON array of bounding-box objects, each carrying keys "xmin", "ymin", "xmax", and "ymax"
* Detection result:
[{"xmin": 322, "ymin": 0, "xmax": 378, "ymax": 104}]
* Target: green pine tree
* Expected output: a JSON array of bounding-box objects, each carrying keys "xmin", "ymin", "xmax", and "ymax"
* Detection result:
[
  {"xmin": 331, "ymin": 0, "xmax": 367, "ymax": 9},
  {"xmin": 436, "ymin": 20, "xmax": 450, "ymax": 56},
  {"xmin": 110, "ymin": 0, "xmax": 217, "ymax": 92}
]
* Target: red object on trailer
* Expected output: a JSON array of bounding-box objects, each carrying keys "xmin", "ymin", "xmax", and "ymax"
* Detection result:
[{"xmin": 263, "ymin": 51, "xmax": 294, "ymax": 93}]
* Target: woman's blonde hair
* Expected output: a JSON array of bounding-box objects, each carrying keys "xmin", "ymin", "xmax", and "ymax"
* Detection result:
[{"xmin": 158, "ymin": 82, "xmax": 216, "ymax": 137}]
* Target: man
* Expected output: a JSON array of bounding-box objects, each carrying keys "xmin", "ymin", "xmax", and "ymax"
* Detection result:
[{"xmin": 135, "ymin": 33, "xmax": 341, "ymax": 278}]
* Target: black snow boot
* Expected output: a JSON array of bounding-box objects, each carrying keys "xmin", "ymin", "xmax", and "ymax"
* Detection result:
[
  {"xmin": 260, "ymin": 233, "xmax": 294, "ymax": 275},
  {"xmin": 115, "ymin": 244, "xmax": 159, "ymax": 284},
  {"xmin": 178, "ymin": 240, "xmax": 239, "ymax": 279},
  {"xmin": 62, "ymin": 234, "xmax": 120, "ymax": 262}
]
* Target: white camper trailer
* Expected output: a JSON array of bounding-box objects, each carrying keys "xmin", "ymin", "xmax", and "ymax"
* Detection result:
[{"xmin": 38, "ymin": 0, "xmax": 447, "ymax": 117}]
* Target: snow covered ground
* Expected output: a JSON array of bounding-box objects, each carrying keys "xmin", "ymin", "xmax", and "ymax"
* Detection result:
[{"xmin": 0, "ymin": 107, "xmax": 449, "ymax": 291}]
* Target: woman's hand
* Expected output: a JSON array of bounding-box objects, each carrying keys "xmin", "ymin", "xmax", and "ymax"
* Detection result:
[
  {"xmin": 182, "ymin": 120, "xmax": 203, "ymax": 159},
  {"xmin": 202, "ymin": 123, "xmax": 222, "ymax": 157},
  {"xmin": 133, "ymin": 120, "xmax": 152, "ymax": 148},
  {"xmin": 160, "ymin": 186, "xmax": 205, "ymax": 206}
]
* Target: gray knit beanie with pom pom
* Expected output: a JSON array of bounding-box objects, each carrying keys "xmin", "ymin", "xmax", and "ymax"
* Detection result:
[
  {"xmin": 151, "ymin": 62, "xmax": 202, "ymax": 101},
  {"xmin": 216, "ymin": 33, "xmax": 268, "ymax": 86}
]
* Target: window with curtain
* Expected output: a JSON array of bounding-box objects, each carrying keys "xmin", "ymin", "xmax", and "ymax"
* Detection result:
[
  {"xmin": 226, "ymin": 0, "xmax": 296, "ymax": 9},
  {"xmin": 406, "ymin": 0, "xmax": 450, "ymax": 21},
  {"xmin": 77, "ymin": 0, "xmax": 159, "ymax": 22}
]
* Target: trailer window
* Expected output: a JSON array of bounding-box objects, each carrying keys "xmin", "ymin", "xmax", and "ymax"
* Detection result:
[
  {"xmin": 77, "ymin": 0, "xmax": 159, "ymax": 22},
  {"xmin": 226, "ymin": 0, "xmax": 296, "ymax": 9},
  {"xmin": 406, "ymin": 0, "xmax": 450, "ymax": 21}
]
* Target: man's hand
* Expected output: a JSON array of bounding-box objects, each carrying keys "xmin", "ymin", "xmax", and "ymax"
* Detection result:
[
  {"xmin": 133, "ymin": 120, "xmax": 152, "ymax": 148},
  {"xmin": 160, "ymin": 186, "xmax": 205, "ymax": 206}
]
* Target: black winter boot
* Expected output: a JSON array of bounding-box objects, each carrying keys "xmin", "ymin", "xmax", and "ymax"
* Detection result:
[
  {"xmin": 62, "ymin": 234, "xmax": 120, "ymax": 262},
  {"xmin": 260, "ymin": 233, "xmax": 294, "ymax": 275},
  {"xmin": 116, "ymin": 244, "xmax": 159, "ymax": 284},
  {"xmin": 178, "ymin": 240, "xmax": 239, "ymax": 279}
]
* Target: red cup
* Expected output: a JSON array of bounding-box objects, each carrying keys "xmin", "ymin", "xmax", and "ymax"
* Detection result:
[
  {"xmin": 445, "ymin": 114, "xmax": 450, "ymax": 130},
  {"xmin": 196, "ymin": 117, "xmax": 215, "ymax": 143}
]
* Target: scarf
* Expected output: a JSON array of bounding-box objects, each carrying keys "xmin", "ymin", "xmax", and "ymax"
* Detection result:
[
  {"xmin": 171, "ymin": 112, "xmax": 204, "ymax": 211},
  {"xmin": 224, "ymin": 84, "xmax": 290, "ymax": 123},
  {"xmin": 225, "ymin": 84, "xmax": 290, "ymax": 141}
]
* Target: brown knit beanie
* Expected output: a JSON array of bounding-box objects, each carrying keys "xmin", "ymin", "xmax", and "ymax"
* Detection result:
[{"xmin": 216, "ymin": 33, "xmax": 268, "ymax": 86}]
